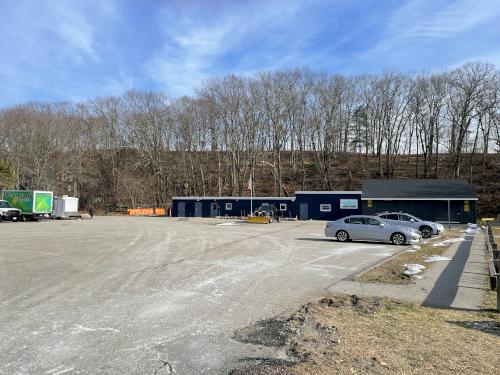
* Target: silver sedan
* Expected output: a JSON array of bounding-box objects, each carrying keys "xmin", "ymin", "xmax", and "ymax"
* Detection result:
[
  {"xmin": 375, "ymin": 212, "xmax": 445, "ymax": 238},
  {"xmin": 325, "ymin": 215, "xmax": 421, "ymax": 245}
]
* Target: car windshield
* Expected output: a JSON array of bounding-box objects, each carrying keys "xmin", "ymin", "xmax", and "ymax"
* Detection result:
[{"xmin": 0, "ymin": 201, "xmax": 11, "ymax": 208}]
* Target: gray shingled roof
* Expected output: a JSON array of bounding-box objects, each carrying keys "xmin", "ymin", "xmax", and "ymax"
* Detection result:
[{"xmin": 361, "ymin": 179, "xmax": 477, "ymax": 200}]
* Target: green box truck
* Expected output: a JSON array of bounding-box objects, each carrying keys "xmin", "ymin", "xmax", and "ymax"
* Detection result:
[{"xmin": 2, "ymin": 190, "xmax": 53, "ymax": 221}]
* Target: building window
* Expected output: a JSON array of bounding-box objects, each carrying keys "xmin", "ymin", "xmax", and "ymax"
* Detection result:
[
  {"xmin": 225, "ymin": 203, "xmax": 232, "ymax": 210},
  {"xmin": 340, "ymin": 199, "xmax": 358, "ymax": 209},
  {"xmin": 279, "ymin": 203, "xmax": 287, "ymax": 211},
  {"xmin": 320, "ymin": 204, "xmax": 331, "ymax": 212}
]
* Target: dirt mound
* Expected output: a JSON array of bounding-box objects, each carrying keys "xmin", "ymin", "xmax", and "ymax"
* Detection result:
[
  {"xmin": 233, "ymin": 318, "xmax": 292, "ymax": 348},
  {"xmin": 230, "ymin": 295, "xmax": 384, "ymax": 374}
]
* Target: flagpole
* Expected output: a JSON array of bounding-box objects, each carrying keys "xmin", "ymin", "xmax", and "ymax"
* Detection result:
[{"xmin": 250, "ymin": 170, "xmax": 253, "ymax": 217}]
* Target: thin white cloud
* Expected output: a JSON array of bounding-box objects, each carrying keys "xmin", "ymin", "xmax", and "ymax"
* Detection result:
[
  {"xmin": 388, "ymin": 0, "xmax": 500, "ymax": 39},
  {"xmin": 0, "ymin": 0, "xmax": 121, "ymax": 104},
  {"xmin": 144, "ymin": 0, "xmax": 312, "ymax": 95},
  {"xmin": 56, "ymin": 21, "xmax": 97, "ymax": 62},
  {"xmin": 393, "ymin": 0, "xmax": 500, "ymax": 39},
  {"xmin": 356, "ymin": 0, "xmax": 500, "ymax": 70}
]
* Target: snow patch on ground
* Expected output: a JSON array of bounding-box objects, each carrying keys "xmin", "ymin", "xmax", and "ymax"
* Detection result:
[
  {"xmin": 71, "ymin": 325, "xmax": 120, "ymax": 334},
  {"xmin": 432, "ymin": 238, "xmax": 466, "ymax": 247},
  {"xmin": 406, "ymin": 245, "xmax": 421, "ymax": 253},
  {"xmin": 373, "ymin": 252, "xmax": 394, "ymax": 257},
  {"xmin": 425, "ymin": 255, "xmax": 453, "ymax": 263},
  {"xmin": 463, "ymin": 223, "xmax": 481, "ymax": 234},
  {"xmin": 46, "ymin": 366, "xmax": 74, "ymax": 374},
  {"xmin": 217, "ymin": 222, "xmax": 240, "ymax": 226},
  {"xmin": 403, "ymin": 263, "xmax": 425, "ymax": 275}
]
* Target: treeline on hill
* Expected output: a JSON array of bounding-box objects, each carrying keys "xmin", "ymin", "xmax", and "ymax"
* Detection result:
[{"xmin": 0, "ymin": 61, "xmax": 499, "ymax": 215}]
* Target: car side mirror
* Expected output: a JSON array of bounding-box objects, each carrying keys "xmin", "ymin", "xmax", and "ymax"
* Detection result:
[
  {"xmin": 410, "ymin": 219, "xmax": 415, "ymax": 222},
  {"xmin": 380, "ymin": 223, "xmax": 386, "ymax": 227}
]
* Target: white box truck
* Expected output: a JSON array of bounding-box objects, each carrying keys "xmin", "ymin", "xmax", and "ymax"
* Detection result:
[{"xmin": 53, "ymin": 196, "xmax": 79, "ymax": 219}]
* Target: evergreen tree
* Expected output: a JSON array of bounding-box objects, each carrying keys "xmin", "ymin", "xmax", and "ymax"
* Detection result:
[{"xmin": 0, "ymin": 160, "xmax": 16, "ymax": 190}]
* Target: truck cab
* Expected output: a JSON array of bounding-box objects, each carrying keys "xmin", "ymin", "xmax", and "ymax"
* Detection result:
[{"xmin": 0, "ymin": 200, "xmax": 22, "ymax": 222}]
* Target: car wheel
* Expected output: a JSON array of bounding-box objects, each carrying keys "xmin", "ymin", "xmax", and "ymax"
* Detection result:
[
  {"xmin": 419, "ymin": 226, "xmax": 432, "ymax": 239},
  {"xmin": 336, "ymin": 230, "xmax": 349, "ymax": 242},
  {"xmin": 391, "ymin": 232, "xmax": 406, "ymax": 245}
]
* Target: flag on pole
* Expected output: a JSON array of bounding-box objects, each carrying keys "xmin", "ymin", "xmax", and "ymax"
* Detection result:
[{"xmin": 248, "ymin": 176, "xmax": 253, "ymax": 191}]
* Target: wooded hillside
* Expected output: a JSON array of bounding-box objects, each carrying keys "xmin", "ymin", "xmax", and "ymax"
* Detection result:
[{"xmin": 0, "ymin": 62, "xmax": 498, "ymax": 215}]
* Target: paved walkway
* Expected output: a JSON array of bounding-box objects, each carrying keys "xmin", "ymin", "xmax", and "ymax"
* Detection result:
[{"xmin": 329, "ymin": 231, "xmax": 488, "ymax": 310}]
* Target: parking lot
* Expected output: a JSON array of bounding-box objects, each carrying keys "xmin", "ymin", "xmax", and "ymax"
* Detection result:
[{"xmin": 1, "ymin": 217, "xmax": 400, "ymax": 374}]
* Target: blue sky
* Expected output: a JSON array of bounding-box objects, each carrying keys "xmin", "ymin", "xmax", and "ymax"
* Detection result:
[{"xmin": 1, "ymin": 0, "xmax": 500, "ymax": 106}]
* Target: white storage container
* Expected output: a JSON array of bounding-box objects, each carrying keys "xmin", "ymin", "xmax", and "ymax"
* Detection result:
[{"xmin": 53, "ymin": 196, "xmax": 79, "ymax": 218}]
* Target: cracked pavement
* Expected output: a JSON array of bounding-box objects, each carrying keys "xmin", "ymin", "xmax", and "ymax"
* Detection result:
[{"xmin": 0, "ymin": 217, "xmax": 399, "ymax": 374}]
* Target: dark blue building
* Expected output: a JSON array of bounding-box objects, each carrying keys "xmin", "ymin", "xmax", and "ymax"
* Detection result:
[
  {"xmin": 361, "ymin": 179, "xmax": 478, "ymax": 224},
  {"xmin": 172, "ymin": 191, "xmax": 362, "ymax": 220},
  {"xmin": 294, "ymin": 191, "xmax": 362, "ymax": 220},
  {"xmin": 172, "ymin": 179, "xmax": 478, "ymax": 223},
  {"xmin": 172, "ymin": 196, "xmax": 296, "ymax": 218}
]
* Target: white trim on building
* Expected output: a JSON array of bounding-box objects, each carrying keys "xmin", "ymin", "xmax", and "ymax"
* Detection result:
[
  {"xmin": 296, "ymin": 191, "xmax": 361, "ymax": 195},
  {"xmin": 361, "ymin": 197, "xmax": 478, "ymax": 201},
  {"xmin": 173, "ymin": 196, "xmax": 296, "ymax": 201}
]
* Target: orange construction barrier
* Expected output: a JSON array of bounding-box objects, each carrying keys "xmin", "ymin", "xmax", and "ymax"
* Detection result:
[
  {"xmin": 155, "ymin": 208, "xmax": 166, "ymax": 216},
  {"xmin": 128, "ymin": 207, "xmax": 166, "ymax": 216}
]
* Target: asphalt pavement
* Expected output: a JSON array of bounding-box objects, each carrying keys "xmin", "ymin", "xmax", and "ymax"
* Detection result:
[{"xmin": 0, "ymin": 217, "xmax": 400, "ymax": 374}]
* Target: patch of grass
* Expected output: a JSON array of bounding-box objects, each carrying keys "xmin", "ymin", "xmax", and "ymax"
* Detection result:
[
  {"xmin": 491, "ymin": 226, "xmax": 500, "ymax": 242},
  {"xmin": 290, "ymin": 294, "xmax": 500, "ymax": 375},
  {"xmin": 482, "ymin": 289, "xmax": 499, "ymax": 316},
  {"xmin": 358, "ymin": 230, "xmax": 463, "ymax": 284},
  {"xmin": 481, "ymin": 259, "xmax": 499, "ymax": 314}
]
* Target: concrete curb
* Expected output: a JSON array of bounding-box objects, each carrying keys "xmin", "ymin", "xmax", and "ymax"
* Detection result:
[{"xmin": 347, "ymin": 246, "xmax": 409, "ymax": 281}]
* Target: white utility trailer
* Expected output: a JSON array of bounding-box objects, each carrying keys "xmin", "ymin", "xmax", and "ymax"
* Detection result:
[{"xmin": 53, "ymin": 196, "xmax": 79, "ymax": 219}]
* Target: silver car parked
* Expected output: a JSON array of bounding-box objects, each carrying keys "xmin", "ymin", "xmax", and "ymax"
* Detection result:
[
  {"xmin": 375, "ymin": 212, "xmax": 445, "ymax": 239},
  {"xmin": 325, "ymin": 215, "xmax": 421, "ymax": 245}
]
